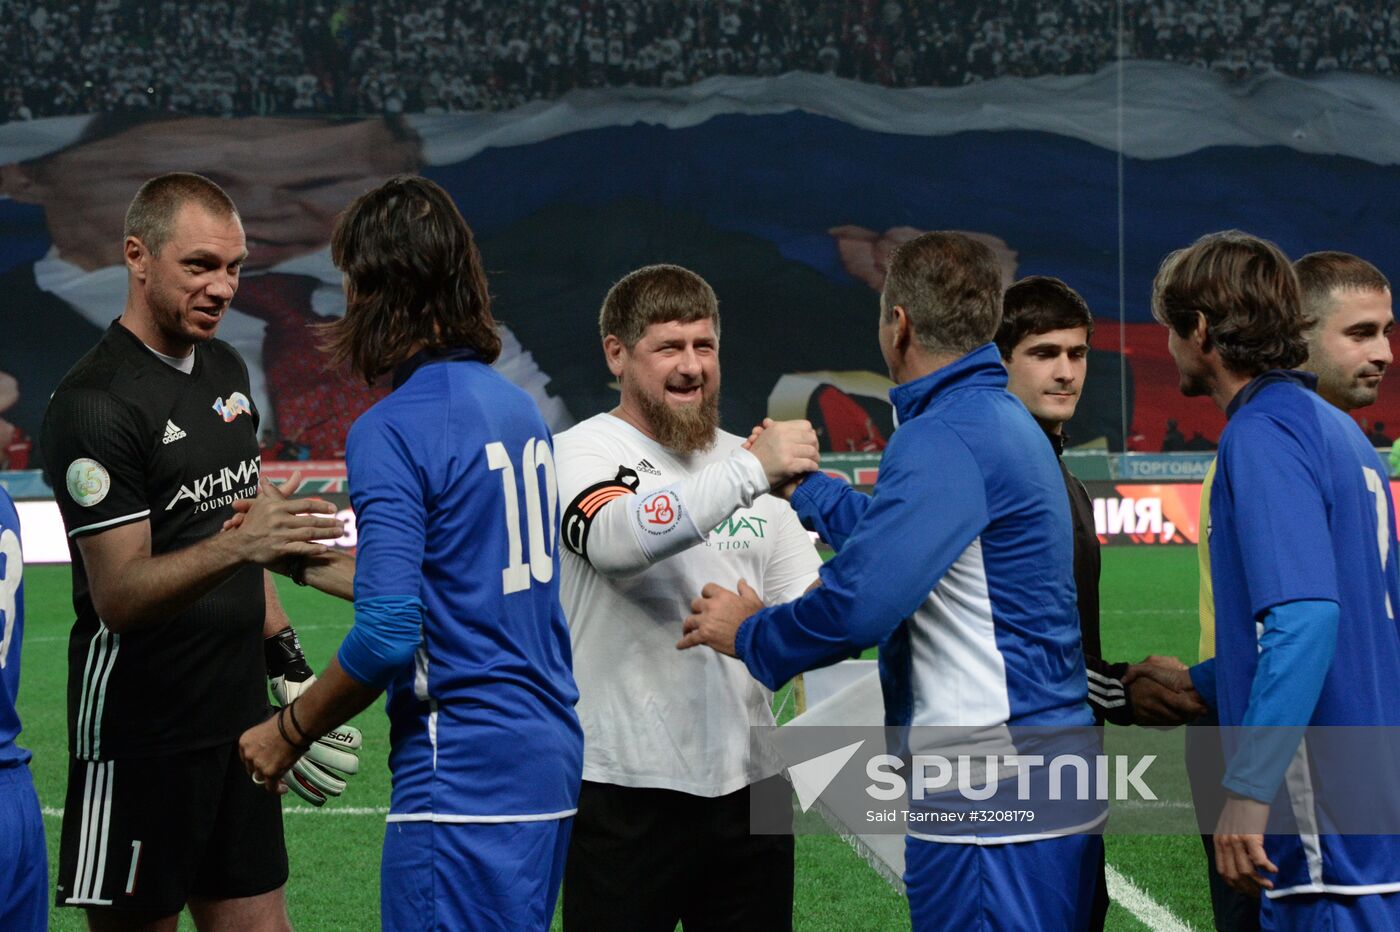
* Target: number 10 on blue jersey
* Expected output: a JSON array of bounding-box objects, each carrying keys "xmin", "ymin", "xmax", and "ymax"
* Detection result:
[{"xmin": 487, "ymin": 438, "xmax": 559, "ymax": 594}]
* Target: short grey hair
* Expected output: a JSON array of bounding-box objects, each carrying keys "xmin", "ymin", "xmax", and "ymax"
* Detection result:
[
  {"xmin": 124, "ymin": 172, "xmax": 239, "ymax": 256},
  {"xmin": 880, "ymin": 231, "xmax": 1003, "ymax": 356}
]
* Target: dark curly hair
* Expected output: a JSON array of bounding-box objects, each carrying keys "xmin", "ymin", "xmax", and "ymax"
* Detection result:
[
  {"xmin": 320, "ymin": 175, "xmax": 500, "ymax": 383},
  {"xmin": 1151, "ymin": 230, "xmax": 1308, "ymax": 377}
]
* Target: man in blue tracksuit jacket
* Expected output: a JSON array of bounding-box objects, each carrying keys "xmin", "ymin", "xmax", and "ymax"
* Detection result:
[{"xmin": 681, "ymin": 231, "xmax": 1100, "ymax": 931}]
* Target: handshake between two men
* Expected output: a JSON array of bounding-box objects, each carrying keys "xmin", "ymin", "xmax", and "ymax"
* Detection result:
[
  {"xmin": 219, "ymin": 473, "xmax": 365, "ymax": 807},
  {"xmin": 677, "ymin": 416, "xmax": 1208, "ymax": 731},
  {"xmin": 674, "ymin": 417, "xmax": 816, "ymax": 657},
  {"xmin": 1121, "ymin": 655, "xmax": 1208, "ymax": 727}
]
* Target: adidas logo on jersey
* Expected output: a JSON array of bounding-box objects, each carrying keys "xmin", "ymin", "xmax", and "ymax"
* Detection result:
[
  {"xmin": 636, "ymin": 458, "xmax": 661, "ymax": 475},
  {"xmin": 162, "ymin": 420, "xmax": 187, "ymax": 444}
]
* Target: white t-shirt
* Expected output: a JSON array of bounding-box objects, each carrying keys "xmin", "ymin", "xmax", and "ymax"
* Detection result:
[{"xmin": 556, "ymin": 413, "xmax": 822, "ymax": 796}]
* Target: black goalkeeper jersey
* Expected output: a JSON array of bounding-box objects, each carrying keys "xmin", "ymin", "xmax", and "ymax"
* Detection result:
[{"xmin": 41, "ymin": 322, "xmax": 269, "ymax": 760}]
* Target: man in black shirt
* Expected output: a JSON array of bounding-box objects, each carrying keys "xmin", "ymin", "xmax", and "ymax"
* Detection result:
[
  {"xmin": 41, "ymin": 173, "xmax": 351, "ymax": 930},
  {"xmin": 996, "ymin": 276, "xmax": 1207, "ymax": 931}
]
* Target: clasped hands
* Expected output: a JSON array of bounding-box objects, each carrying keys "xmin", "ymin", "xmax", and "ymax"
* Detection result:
[
  {"xmin": 222, "ymin": 470, "xmax": 343, "ymax": 576},
  {"xmin": 675, "ymin": 418, "xmax": 819, "ymax": 656},
  {"xmin": 1122, "ymin": 655, "xmax": 1209, "ymax": 726},
  {"xmin": 742, "ymin": 417, "xmax": 820, "ymax": 497}
]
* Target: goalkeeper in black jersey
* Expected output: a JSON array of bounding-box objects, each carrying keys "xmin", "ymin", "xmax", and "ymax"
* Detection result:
[{"xmin": 41, "ymin": 173, "xmax": 356, "ymax": 929}]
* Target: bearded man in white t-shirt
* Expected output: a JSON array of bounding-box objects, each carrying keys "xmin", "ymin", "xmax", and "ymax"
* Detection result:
[{"xmin": 556, "ymin": 264, "xmax": 824, "ymax": 931}]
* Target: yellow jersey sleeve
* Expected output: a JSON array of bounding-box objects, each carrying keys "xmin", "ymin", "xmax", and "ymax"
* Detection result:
[{"xmin": 1197, "ymin": 457, "xmax": 1216, "ymax": 662}]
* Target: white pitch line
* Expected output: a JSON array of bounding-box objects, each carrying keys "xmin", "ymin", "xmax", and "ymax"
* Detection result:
[
  {"xmin": 43, "ymin": 805, "xmax": 389, "ymax": 818},
  {"xmin": 1106, "ymin": 864, "xmax": 1193, "ymax": 932}
]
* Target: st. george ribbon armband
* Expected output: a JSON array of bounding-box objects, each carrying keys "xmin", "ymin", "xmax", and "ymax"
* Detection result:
[{"xmin": 562, "ymin": 466, "xmax": 640, "ymax": 559}]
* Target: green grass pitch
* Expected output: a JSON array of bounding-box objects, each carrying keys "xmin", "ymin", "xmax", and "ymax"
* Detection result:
[{"xmin": 16, "ymin": 548, "xmax": 1210, "ymax": 930}]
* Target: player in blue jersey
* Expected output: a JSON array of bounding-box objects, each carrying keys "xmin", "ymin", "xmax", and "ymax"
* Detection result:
[
  {"xmin": 680, "ymin": 232, "xmax": 1101, "ymax": 931},
  {"xmin": 238, "ymin": 176, "xmax": 583, "ymax": 931},
  {"xmin": 1139, "ymin": 249, "xmax": 1395, "ymax": 932},
  {"xmin": 1148, "ymin": 231, "xmax": 1400, "ymax": 929},
  {"xmin": 0, "ymin": 486, "xmax": 45, "ymax": 932}
]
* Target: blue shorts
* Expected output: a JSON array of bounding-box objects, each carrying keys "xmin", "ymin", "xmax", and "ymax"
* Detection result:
[
  {"xmin": 0, "ymin": 764, "xmax": 48, "ymax": 932},
  {"xmin": 905, "ymin": 834, "xmax": 1101, "ymax": 931},
  {"xmin": 1263, "ymin": 890, "xmax": 1400, "ymax": 931},
  {"xmin": 381, "ymin": 817, "xmax": 573, "ymax": 931}
]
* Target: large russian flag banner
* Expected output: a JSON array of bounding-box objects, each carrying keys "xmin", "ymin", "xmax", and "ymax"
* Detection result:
[{"xmin": 3, "ymin": 62, "xmax": 1399, "ymax": 465}]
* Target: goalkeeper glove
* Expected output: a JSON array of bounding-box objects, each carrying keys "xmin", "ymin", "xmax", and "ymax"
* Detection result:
[{"xmin": 265, "ymin": 628, "xmax": 363, "ymax": 807}]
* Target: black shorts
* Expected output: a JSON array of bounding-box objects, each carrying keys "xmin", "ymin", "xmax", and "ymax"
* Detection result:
[
  {"xmin": 563, "ymin": 776, "xmax": 794, "ymax": 932},
  {"xmin": 56, "ymin": 741, "xmax": 287, "ymax": 915}
]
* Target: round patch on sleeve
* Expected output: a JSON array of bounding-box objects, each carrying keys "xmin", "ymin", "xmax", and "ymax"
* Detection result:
[
  {"xmin": 637, "ymin": 488, "xmax": 683, "ymax": 536},
  {"xmin": 66, "ymin": 458, "xmax": 111, "ymax": 508}
]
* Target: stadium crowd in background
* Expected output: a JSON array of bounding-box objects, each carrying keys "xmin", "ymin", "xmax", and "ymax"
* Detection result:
[{"xmin": 3, "ymin": 0, "xmax": 1399, "ymax": 121}]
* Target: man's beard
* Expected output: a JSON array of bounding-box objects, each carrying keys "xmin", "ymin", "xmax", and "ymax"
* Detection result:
[
  {"xmin": 637, "ymin": 386, "xmax": 720, "ymax": 454},
  {"xmin": 1339, "ymin": 372, "xmax": 1383, "ymax": 409}
]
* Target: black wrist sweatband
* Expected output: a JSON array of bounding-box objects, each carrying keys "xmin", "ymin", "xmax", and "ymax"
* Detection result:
[{"xmin": 265, "ymin": 627, "xmax": 313, "ymax": 680}]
